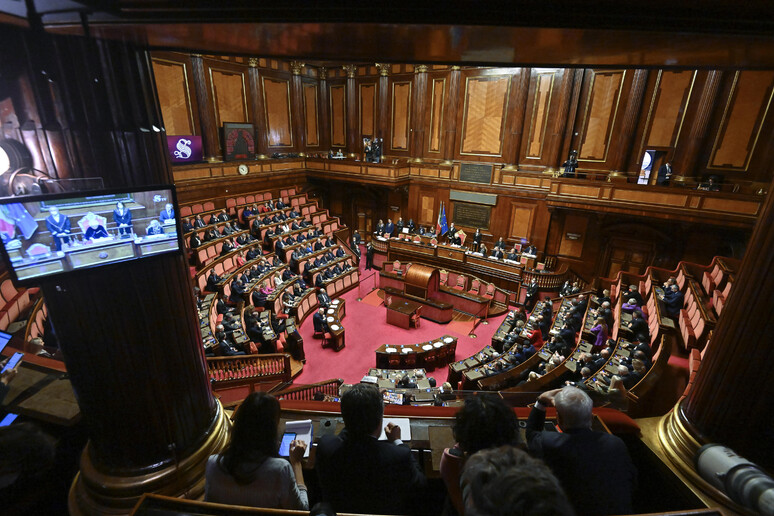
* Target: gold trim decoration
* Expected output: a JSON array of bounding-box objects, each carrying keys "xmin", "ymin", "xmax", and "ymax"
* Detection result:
[
  {"xmin": 415, "ymin": 65, "xmax": 428, "ymax": 74},
  {"xmin": 656, "ymin": 404, "xmax": 757, "ymax": 515},
  {"xmin": 577, "ymin": 70, "xmax": 626, "ymax": 163},
  {"xmin": 69, "ymin": 401, "xmax": 231, "ymax": 516},
  {"xmin": 248, "ymin": 57, "xmax": 258, "ymax": 68},
  {"xmin": 290, "ymin": 60, "xmax": 305, "ymax": 75},
  {"xmin": 319, "ymin": 66, "xmax": 327, "ymax": 80},
  {"xmin": 376, "ymin": 63, "xmax": 391, "ymax": 77},
  {"xmin": 191, "ymin": 53, "xmax": 202, "ymax": 58},
  {"xmin": 342, "ymin": 65, "xmax": 357, "ymax": 78},
  {"xmin": 451, "ymin": 66, "xmax": 462, "ymax": 71}
]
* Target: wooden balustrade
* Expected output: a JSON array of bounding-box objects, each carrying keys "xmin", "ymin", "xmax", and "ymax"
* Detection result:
[
  {"xmin": 273, "ymin": 378, "xmax": 344, "ymax": 401},
  {"xmin": 206, "ymin": 353, "xmax": 291, "ymax": 391}
]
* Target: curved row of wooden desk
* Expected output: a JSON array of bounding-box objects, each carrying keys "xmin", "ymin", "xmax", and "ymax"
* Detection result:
[{"xmin": 375, "ymin": 335, "xmax": 457, "ymax": 370}]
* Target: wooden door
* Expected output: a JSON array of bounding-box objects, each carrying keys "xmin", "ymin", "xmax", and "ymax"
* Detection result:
[{"xmin": 605, "ymin": 238, "xmax": 654, "ymax": 278}]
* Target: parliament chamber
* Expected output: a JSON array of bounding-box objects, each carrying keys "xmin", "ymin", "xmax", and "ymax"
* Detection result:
[{"xmin": 0, "ymin": 2, "xmax": 773, "ymax": 515}]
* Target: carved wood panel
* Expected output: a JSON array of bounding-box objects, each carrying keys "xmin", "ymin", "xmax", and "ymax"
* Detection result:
[
  {"xmin": 420, "ymin": 192, "xmax": 435, "ymax": 225},
  {"xmin": 303, "ymin": 83, "xmax": 319, "ymax": 147},
  {"xmin": 359, "ymin": 83, "xmax": 376, "ymax": 137},
  {"xmin": 578, "ymin": 70, "xmax": 625, "ymax": 161},
  {"xmin": 526, "ymin": 71, "xmax": 556, "ymax": 159},
  {"xmin": 428, "ymin": 78, "xmax": 446, "ymax": 153},
  {"xmin": 329, "ymin": 84, "xmax": 347, "ymax": 147},
  {"xmin": 709, "ymin": 70, "xmax": 774, "ymax": 171},
  {"xmin": 151, "ymin": 58, "xmax": 195, "ymax": 136},
  {"xmin": 262, "ymin": 77, "xmax": 293, "ymax": 147},
  {"xmin": 460, "ymin": 75, "xmax": 510, "ymax": 156},
  {"xmin": 209, "ymin": 68, "xmax": 248, "ymax": 127},
  {"xmin": 509, "ymin": 203, "xmax": 534, "ymax": 239},
  {"xmin": 558, "ymin": 214, "xmax": 588, "ymax": 258},
  {"xmin": 391, "ymin": 81, "xmax": 412, "ymax": 150}
]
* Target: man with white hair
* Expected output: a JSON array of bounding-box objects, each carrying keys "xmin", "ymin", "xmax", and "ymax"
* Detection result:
[{"xmin": 526, "ymin": 386, "xmax": 636, "ymax": 515}]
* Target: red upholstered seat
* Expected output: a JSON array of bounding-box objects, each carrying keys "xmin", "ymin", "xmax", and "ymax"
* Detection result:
[
  {"xmin": 483, "ymin": 283, "xmax": 495, "ymax": 299},
  {"xmin": 454, "ymin": 275, "xmax": 466, "ymax": 291}
]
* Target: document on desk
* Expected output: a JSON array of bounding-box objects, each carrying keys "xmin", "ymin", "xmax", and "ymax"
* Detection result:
[
  {"xmin": 378, "ymin": 417, "xmax": 412, "ymax": 441},
  {"xmin": 284, "ymin": 419, "xmax": 313, "ymax": 457}
]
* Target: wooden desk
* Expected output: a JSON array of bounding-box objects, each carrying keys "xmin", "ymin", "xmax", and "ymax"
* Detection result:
[
  {"xmin": 324, "ymin": 299, "xmax": 346, "ymax": 351},
  {"xmin": 385, "ymin": 298, "xmax": 421, "ymax": 329}
]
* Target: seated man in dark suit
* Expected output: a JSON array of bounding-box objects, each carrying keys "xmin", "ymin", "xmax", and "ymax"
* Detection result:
[
  {"xmin": 189, "ymin": 233, "xmax": 202, "ymax": 249},
  {"xmin": 490, "ymin": 247, "xmax": 504, "ymax": 259},
  {"xmin": 315, "ymin": 274, "xmax": 325, "ymax": 288},
  {"xmin": 206, "ymin": 270, "xmax": 221, "ymax": 292},
  {"xmin": 246, "ymin": 247, "xmax": 260, "ymax": 260},
  {"xmin": 312, "ymin": 307, "xmax": 328, "ymax": 334},
  {"xmin": 315, "ymin": 383, "xmax": 427, "ymax": 515},
  {"xmin": 626, "ymin": 284, "xmax": 644, "ymax": 306},
  {"xmin": 229, "ymin": 279, "xmax": 246, "ymax": 305},
  {"xmin": 317, "ymin": 288, "xmax": 332, "ymax": 308},
  {"xmin": 281, "ymin": 267, "xmax": 294, "ymax": 281},
  {"xmin": 527, "ymin": 386, "xmax": 636, "ymax": 515}
]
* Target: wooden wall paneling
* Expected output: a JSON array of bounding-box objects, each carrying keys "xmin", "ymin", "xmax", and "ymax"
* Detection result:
[
  {"xmin": 302, "ymin": 81, "xmax": 320, "ymax": 147},
  {"xmin": 672, "ymin": 71, "xmax": 723, "ymax": 180},
  {"xmin": 150, "ymin": 54, "xmax": 197, "ymax": 136},
  {"xmin": 503, "ymin": 67, "xmax": 530, "ymax": 168},
  {"xmin": 707, "ymin": 70, "xmax": 774, "ymax": 171},
  {"xmin": 359, "ymin": 81, "xmax": 376, "ymax": 137},
  {"xmin": 419, "ymin": 188, "xmax": 437, "ymax": 225},
  {"xmin": 390, "ymin": 77, "xmax": 412, "ymax": 153},
  {"xmin": 411, "ymin": 67, "xmax": 429, "ymax": 158},
  {"xmin": 509, "ymin": 202, "xmax": 535, "ymax": 240},
  {"xmin": 190, "ymin": 55, "xmax": 220, "ymax": 159},
  {"xmin": 458, "ymin": 72, "xmax": 512, "ymax": 159},
  {"xmin": 557, "ymin": 213, "xmax": 589, "ymax": 258},
  {"xmin": 261, "ymin": 74, "xmax": 294, "ymax": 149},
  {"xmin": 206, "ymin": 60, "xmax": 249, "ymax": 128},
  {"xmin": 426, "ymin": 75, "xmax": 447, "ymax": 155},
  {"xmin": 576, "ymin": 69, "xmax": 626, "ymax": 164},
  {"xmin": 523, "ymin": 69, "xmax": 557, "ymax": 162},
  {"xmin": 610, "ymin": 69, "xmax": 649, "ymax": 173},
  {"xmin": 247, "ymin": 61, "xmax": 269, "ymax": 156},
  {"xmin": 329, "ymin": 81, "xmax": 347, "ymax": 148},
  {"xmin": 442, "ymin": 67, "xmax": 462, "ymax": 162}
]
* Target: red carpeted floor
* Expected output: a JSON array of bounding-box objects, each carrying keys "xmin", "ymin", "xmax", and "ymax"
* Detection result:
[{"xmin": 294, "ymin": 245, "xmax": 507, "ymax": 386}]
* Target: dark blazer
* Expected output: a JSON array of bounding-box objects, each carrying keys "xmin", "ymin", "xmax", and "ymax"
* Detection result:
[
  {"xmin": 312, "ymin": 311, "xmax": 328, "ymax": 332},
  {"xmin": 315, "ymin": 430, "xmax": 426, "ymax": 515},
  {"xmin": 526, "ymin": 407, "xmax": 636, "ymax": 515}
]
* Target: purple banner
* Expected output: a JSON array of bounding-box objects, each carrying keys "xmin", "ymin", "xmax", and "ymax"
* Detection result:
[{"xmin": 167, "ymin": 135, "xmax": 203, "ymax": 164}]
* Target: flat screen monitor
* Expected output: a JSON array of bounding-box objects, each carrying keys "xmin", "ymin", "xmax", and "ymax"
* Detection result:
[{"xmin": 0, "ymin": 185, "xmax": 182, "ymax": 286}]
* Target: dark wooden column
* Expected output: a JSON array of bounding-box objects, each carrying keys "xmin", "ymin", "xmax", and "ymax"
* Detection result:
[
  {"xmin": 672, "ymin": 70, "xmax": 723, "ymax": 182},
  {"xmin": 676, "ymin": 171, "xmax": 774, "ymax": 472},
  {"xmin": 190, "ymin": 54, "xmax": 221, "ymax": 162},
  {"xmin": 344, "ymin": 65, "xmax": 358, "ymax": 156},
  {"xmin": 319, "ymin": 67, "xmax": 331, "ymax": 152},
  {"xmin": 442, "ymin": 66, "xmax": 462, "ymax": 164},
  {"xmin": 547, "ymin": 69, "xmax": 576, "ymax": 170},
  {"xmin": 290, "ymin": 61, "xmax": 307, "ymax": 154},
  {"xmin": 502, "ymin": 67, "xmax": 530, "ymax": 170},
  {"xmin": 3, "ymin": 26, "xmax": 229, "ymax": 514},
  {"xmin": 611, "ymin": 69, "xmax": 649, "ymax": 177},
  {"xmin": 248, "ymin": 58, "xmax": 269, "ymax": 158},
  {"xmin": 410, "ymin": 65, "xmax": 428, "ymax": 162},
  {"xmin": 376, "ymin": 63, "xmax": 391, "ymax": 147}
]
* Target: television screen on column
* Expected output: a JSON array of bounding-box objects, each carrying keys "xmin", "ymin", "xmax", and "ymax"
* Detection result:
[{"xmin": 0, "ymin": 185, "xmax": 182, "ymax": 286}]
